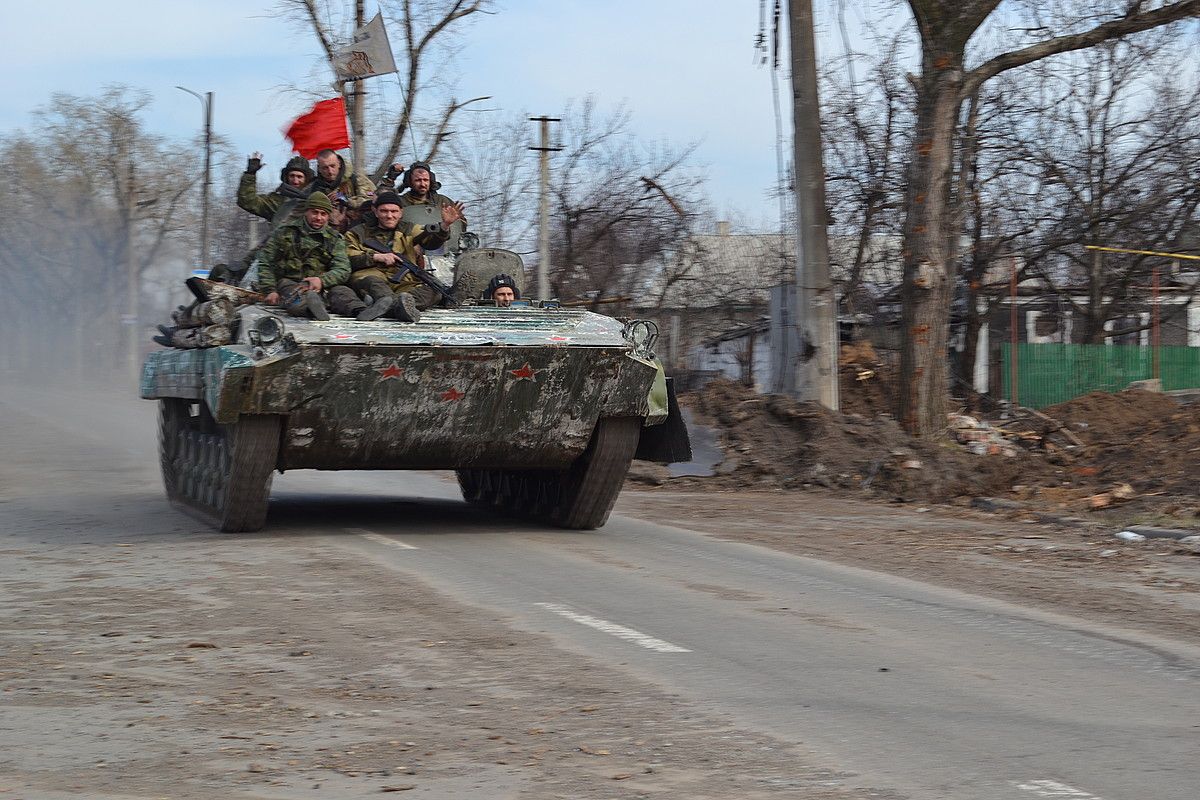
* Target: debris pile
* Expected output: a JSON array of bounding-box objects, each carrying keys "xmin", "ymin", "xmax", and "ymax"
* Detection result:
[
  {"xmin": 682, "ymin": 379, "xmax": 1026, "ymax": 502},
  {"xmin": 946, "ymin": 413, "xmax": 1018, "ymax": 457},
  {"xmin": 837, "ymin": 341, "xmax": 896, "ymax": 418},
  {"xmin": 677, "ymin": 381, "xmax": 1200, "ymax": 520}
]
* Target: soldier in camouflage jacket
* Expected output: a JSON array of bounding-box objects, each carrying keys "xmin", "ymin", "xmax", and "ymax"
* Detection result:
[
  {"xmin": 258, "ymin": 193, "xmax": 350, "ymax": 319},
  {"xmin": 238, "ymin": 154, "xmax": 313, "ymax": 223}
]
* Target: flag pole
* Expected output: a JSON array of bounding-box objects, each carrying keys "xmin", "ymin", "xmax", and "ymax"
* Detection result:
[{"xmin": 351, "ymin": 0, "xmax": 366, "ymax": 175}]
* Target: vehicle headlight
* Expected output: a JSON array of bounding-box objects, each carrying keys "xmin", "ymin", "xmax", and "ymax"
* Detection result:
[
  {"xmin": 250, "ymin": 314, "xmax": 285, "ymax": 346},
  {"xmin": 623, "ymin": 319, "xmax": 659, "ymax": 358}
]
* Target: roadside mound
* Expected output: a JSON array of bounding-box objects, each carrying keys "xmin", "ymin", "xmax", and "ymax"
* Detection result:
[
  {"xmin": 1039, "ymin": 389, "xmax": 1200, "ymax": 497},
  {"xmin": 685, "ymin": 379, "xmax": 1025, "ymax": 502},
  {"xmin": 672, "ymin": 382, "xmax": 1199, "ymax": 523}
]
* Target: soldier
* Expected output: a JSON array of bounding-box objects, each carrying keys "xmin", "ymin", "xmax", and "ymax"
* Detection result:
[
  {"xmin": 332, "ymin": 191, "xmax": 463, "ymax": 323},
  {"xmin": 312, "ymin": 149, "xmax": 375, "ymax": 226},
  {"xmin": 238, "ymin": 153, "xmax": 313, "ymax": 222},
  {"xmin": 484, "ymin": 273, "xmax": 521, "ymax": 307},
  {"xmin": 257, "ymin": 192, "xmax": 350, "ymax": 320},
  {"xmin": 393, "ymin": 162, "xmax": 467, "ymax": 231}
]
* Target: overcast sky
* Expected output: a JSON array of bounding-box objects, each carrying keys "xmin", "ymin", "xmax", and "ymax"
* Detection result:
[{"xmin": 3, "ymin": 1, "xmax": 900, "ymax": 229}]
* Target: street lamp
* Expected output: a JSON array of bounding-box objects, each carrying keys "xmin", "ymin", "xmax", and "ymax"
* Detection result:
[{"xmin": 176, "ymin": 86, "xmax": 213, "ymax": 271}]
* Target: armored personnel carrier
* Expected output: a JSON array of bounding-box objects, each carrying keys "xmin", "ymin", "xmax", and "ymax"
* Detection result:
[{"xmin": 140, "ymin": 249, "xmax": 689, "ymax": 532}]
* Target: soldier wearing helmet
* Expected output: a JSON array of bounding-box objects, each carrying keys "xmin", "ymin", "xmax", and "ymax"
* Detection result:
[
  {"xmin": 384, "ymin": 162, "xmax": 467, "ymax": 233},
  {"xmin": 484, "ymin": 273, "xmax": 520, "ymax": 307},
  {"xmin": 237, "ymin": 153, "xmax": 313, "ymax": 222}
]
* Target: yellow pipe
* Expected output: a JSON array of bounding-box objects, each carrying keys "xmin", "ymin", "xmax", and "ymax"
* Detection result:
[{"xmin": 1084, "ymin": 245, "xmax": 1200, "ymax": 261}]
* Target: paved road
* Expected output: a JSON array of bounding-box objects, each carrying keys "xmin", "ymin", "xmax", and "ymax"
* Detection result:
[
  {"xmin": 286, "ymin": 475, "xmax": 1200, "ymax": 800},
  {"xmin": 4, "ymin": 386, "xmax": 1199, "ymax": 799}
]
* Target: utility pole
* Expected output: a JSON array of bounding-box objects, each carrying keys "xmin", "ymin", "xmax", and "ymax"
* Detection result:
[
  {"xmin": 176, "ymin": 87, "xmax": 213, "ymax": 269},
  {"xmin": 528, "ymin": 116, "xmax": 562, "ymax": 300},
  {"xmin": 788, "ymin": 0, "xmax": 839, "ymax": 409},
  {"xmin": 352, "ymin": 0, "xmax": 367, "ymax": 175},
  {"xmin": 201, "ymin": 92, "xmax": 213, "ymax": 268}
]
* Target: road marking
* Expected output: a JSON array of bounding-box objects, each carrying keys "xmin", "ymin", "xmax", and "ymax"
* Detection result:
[
  {"xmin": 350, "ymin": 529, "xmax": 419, "ymax": 550},
  {"xmin": 534, "ymin": 603, "xmax": 690, "ymax": 653},
  {"xmin": 1016, "ymin": 780, "xmax": 1103, "ymax": 798}
]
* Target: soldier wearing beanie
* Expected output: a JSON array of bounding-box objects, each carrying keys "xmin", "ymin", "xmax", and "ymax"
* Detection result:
[
  {"xmin": 327, "ymin": 190, "xmax": 463, "ymax": 322},
  {"xmin": 256, "ymin": 192, "xmax": 350, "ymax": 320}
]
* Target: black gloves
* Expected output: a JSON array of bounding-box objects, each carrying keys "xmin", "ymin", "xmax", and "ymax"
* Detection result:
[{"xmin": 247, "ymin": 156, "xmax": 263, "ymax": 174}]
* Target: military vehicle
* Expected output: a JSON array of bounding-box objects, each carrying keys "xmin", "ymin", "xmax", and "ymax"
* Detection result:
[{"xmin": 140, "ymin": 248, "xmax": 690, "ymax": 533}]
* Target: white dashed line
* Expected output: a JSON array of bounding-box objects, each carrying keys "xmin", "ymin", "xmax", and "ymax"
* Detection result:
[
  {"xmin": 1016, "ymin": 779, "xmax": 1104, "ymax": 798},
  {"xmin": 350, "ymin": 529, "xmax": 419, "ymax": 550},
  {"xmin": 534, "ymin": 602, "xmax": 690, "ymax": 653}
]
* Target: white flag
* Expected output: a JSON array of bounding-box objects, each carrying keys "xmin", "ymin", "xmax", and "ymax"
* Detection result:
[{"xmin": 333, "ymin": 13, "xmax": 398, "ymax": 82}]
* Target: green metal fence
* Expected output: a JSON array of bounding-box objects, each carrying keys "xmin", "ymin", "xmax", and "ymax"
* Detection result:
[{"xmin": 1000, "ymin": 343, "xmax": 1200, "ymax": 409}]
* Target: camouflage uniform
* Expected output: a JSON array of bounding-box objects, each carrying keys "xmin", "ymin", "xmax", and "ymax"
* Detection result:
[
  {"xmin": 237, "ymin": 156, "xmax": 313, "ymax": 222},
  {"xmin": 257, "ymin": 217, "xmax": 350, "ymax": 318},
  {"xmin": 237, "ymin": 173, "xmax": 309, "ymax": 222},
  {"xmin": 343, "ymin": 219, "xmax": 451, "ymax": 311}
]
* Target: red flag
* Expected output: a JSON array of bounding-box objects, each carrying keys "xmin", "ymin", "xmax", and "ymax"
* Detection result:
[{"xmin": 284, "ymin": 98, "xmax": 350, "ymax": 159}]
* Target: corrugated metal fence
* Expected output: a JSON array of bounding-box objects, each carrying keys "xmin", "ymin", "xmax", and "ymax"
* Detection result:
[{"xmin": 1000, "ymin": 343, "xmax": 1200, "ymax": 408}]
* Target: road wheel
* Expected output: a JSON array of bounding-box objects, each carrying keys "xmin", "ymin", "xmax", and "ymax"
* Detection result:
[
  {"xmin": 158, "ymin": 399, "xmax": 281, "ymax": 532},
  {"xmin": 547, "ymin": 416, "xmax": 641, "ymax": 530}
]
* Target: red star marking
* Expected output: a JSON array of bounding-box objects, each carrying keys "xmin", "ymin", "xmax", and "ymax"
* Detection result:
[
  {"xmin": 549, "ymin": 336, "xmax": 569, "ymax": 341},
  {"xmin": 510, "ymin": 363, "xmax": 537, "ymax": 381},
  {"xmin": 378, "ymin": 363, "xmax": 404, "ymax": 380},
  {"xmin": 441, "ymin": 387, "xmax": 465, "ymax": 402}
]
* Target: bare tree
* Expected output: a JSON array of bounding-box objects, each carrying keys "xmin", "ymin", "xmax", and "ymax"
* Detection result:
[
  {"xmin": 279, "ymin": 0, "xmax": 491, "ymax": 178},
  {"xmin": 821, "ymin": 31, "xmax": 912, "ymax": 304},
  {"xmin": 898, "ymin": 0, "xmax": 1200, "ymax": 434},
  {"xmin": 548, "ymin": 98, "xmax": 707, "ymax": 308},
  {"xmin": 996, "ymin": 38, "xmax": 1200, "ymax": 343},
  {"xmin": 439, "ymin": 111, "xmax": 538, "ymax": 251},
  {"xmin": 0, "ymin": 86, "xmax": 197, "ymax": 381}
]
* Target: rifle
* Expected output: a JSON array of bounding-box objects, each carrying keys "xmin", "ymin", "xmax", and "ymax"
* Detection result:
[{"xmin": 362, "ymin": 238, "xmax": 457, "ymax": 306}]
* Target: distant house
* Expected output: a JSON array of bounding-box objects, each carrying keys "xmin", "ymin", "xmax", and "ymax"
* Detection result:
[{"xmin": 635, "ymin": 221, "xmax": 901, "ymax": 379}]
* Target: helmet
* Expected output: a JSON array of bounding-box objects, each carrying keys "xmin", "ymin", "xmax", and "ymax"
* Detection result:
[
  {"xmin": 281, "ymin": 156, "xmax": 313, "ymax": 183},
  {"xmin": 401, "ymin": 161, "xmax": 441, "ymax": 192},
  {"xmin": 483, "ymin": 273, "xmax": 521, "ymax": 301}
]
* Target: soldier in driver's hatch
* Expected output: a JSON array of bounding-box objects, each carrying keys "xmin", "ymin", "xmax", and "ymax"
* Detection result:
[
  {"xmin": 257, "ymin": 192, "xmax": 350, "ymax": 320},
  {"xmin": 237, "ymin": 153, "xmax": 313, "ymax": 221},
  {"xmin": 483, "ymin": 273, "xmax": 520, "ymax": 307},
  {"xmin": 329, "ymin": 191, "xmax": 463, "ymax": 323}
]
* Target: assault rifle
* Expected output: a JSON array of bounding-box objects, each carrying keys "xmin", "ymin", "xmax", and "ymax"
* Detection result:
[{"xmin": 362, "ymin": 238, "xmax": 456, "ymax": 307}]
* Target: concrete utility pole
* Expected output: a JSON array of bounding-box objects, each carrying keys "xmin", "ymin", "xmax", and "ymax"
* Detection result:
[
  {"xmin": 788, "ymin": 0, "xmax": 839, "ymax": 409},
  {"xmin": 528, "ymin": 116, "xmax": 562, "ymax": 300},
  {"xmin": 352, "ymin": 0, "xmax": 367, "ymax": 175},
  {"xmin": 176, "ymin": 87, "xmax": 213, "ymax": 269}
]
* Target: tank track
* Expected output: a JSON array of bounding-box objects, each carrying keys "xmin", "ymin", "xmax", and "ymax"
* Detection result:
[
  {"xmin": 158, "ymin": 399, "xmax": 281, "ymax": 532},
  {"xmin": 456, "ymin": 416, "xmax": 640, "ymax": 530}
]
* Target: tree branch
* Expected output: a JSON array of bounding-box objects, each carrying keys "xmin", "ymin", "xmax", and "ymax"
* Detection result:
[{"xmin": 961, "ymin": 1, "xmax": 1200, "ymax": 98}]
